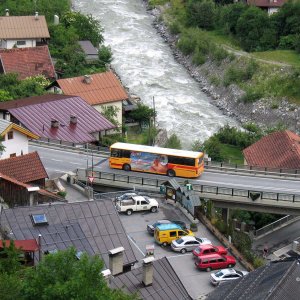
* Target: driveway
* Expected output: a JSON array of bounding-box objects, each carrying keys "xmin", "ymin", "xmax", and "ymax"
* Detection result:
[{"xmin": 118, "ymin": 196, "xmax": 245, "ymax": 299}]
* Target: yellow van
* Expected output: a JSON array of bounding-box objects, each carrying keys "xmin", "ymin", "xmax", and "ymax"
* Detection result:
[{"xmin": 154, "ymin": 223, "xmax": 194, "ymax": 246}]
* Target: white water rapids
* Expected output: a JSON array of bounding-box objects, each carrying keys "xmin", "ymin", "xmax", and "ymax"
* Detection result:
[{"xmin": 75, "ymin": 0, "xmax": 238, "ymax": 148}]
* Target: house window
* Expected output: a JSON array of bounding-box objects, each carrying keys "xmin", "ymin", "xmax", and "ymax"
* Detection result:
[
  {"xmin": 10, "ymin": 153, "xmax": 16, "ymax": 158},
  {"xmin": 7, "ymin": 131, "xmax": 13, "ymax": 140},
  {"xmin": 16, "ymin": 40, "xmax": 26, "ymax": 46}
]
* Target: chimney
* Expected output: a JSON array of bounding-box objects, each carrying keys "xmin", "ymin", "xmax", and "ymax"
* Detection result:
[
  {"xmin": 51, "ymin": 119, "xmax": 59, "ymax": 128},
  {"xmin": 5, "ymin": 9, "xmax": 9, "ymax": 16},
  {"xmin": 142, "ymin": 256, "xmax": 155, "ymax": 286},
  {"xmin": 5, "ymin": 111, "xmax": 10, "ymax": 121},
  {"xmin": 70, "ymin": 115, "xmax": 77, "ymax": 125},
  {"xmin": 35, "ymin": 12, "xmax": 39, "ymax": 20},
  {"xmin": 101, "ymin": 269, "xmax": 112, "ymax": 286},
  {"xmin": 108, "ymin": 247, "xmax": 124, "ymax": 276},
  {"xmin": 83, "ymin": 74, "xmax": 92, "ymax": 84}
]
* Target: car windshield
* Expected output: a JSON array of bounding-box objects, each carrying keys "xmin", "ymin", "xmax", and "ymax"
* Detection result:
[
  {"xmin": 194, "ymin": 247, "xmax": 200, "ymax": 253},
  {"xmin": 176, "ymin": 238, "xmax": 184, "ymax": 244},
  {"xmin": 215, "ymin": 271, "xmax": 224, "ymax": 278}
]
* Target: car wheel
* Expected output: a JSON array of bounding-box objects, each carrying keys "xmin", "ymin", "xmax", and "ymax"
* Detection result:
[
  {"xmin": 228, "ymin": 264, "xmax": 233, "ymax": 268},
  {"xmin": 206, "ymin": 267, "xmax": 212, "ymax": 272},
  {"xmin": 180, "ymin": 248, "xmax": 187, "ymax": 254},
  {"xmin": 167, "ymin": 169, "xmax": 175, "ymax": 177},
  {"xmin": 150, "ymin": 206, "xmax": 157, "ymax": 213},
  {"xmin": 123, "ymin": 164, "xmax": 131, "ymax": 171},
  {"xmin": 126, "ymin": 209, "xmax": 133, "ymax": 216},
  {"xmin": 162, "ymin": 242, "xmax": 168, "ymax": 247}
]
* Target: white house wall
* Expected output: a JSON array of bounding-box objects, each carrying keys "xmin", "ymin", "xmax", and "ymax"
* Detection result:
[
  {"xmin": 94, "ymin": 101, "xmax": 123, "ymax": 126},
  {"xmin": 2, "ymin": 39, "xmax": 36, "ymax": 49},
  {"xmin": 1, "ymin": 130, "xmax": 29, "ymax": 159}
]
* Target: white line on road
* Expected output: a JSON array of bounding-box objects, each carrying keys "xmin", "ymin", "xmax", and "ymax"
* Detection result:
[
  {"xmin": 167, "ymin": 253, "xmax": 192, "ymax": 259},
  {"xmin": 53, "ymin": 169, "xmax": 68, "ymax": 172},
  {"xmin": 51, "ymin": 159, "xmax": 63, "ymax": 162},
  {"xmin": 127, "ymin": 235, "xmax": 145, "ymax": 256},
  {"xmin": 69, "ymin": 162, "xmax": 82, "ymax": 165}
]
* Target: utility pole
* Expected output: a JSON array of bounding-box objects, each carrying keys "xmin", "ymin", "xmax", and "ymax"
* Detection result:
[{"xmin": 152, "ymin": 96, "xmax": 156, "ymax": 130}]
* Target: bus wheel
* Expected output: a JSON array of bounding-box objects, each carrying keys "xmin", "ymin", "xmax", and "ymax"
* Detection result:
[
  {"xmin": 167, "ymin": 169, "xmax": 175, "ymax": 177},
  {"xmin": 123, "ymin": 164, "xmax": 131, "ymax": 171}
]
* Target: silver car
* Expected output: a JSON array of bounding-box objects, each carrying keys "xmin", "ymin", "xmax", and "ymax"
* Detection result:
[
  {"xmin": 171, "ymin": 236, "xmax": 212, "ymax": 254},
  {"xmin": 210, "ymin": 268, "xmax": 249, "ymax": 286}
]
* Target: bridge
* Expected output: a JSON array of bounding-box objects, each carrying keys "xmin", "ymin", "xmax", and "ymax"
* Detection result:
[{"xmin": 76, "ymin": 168, "xmax": 300, "ymax": 215}]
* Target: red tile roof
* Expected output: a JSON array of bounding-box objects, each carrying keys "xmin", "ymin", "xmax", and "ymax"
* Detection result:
[
  {"xmin": 0, "ymin": 15, "xmax": 50, "ymax": 39},
  {"xmin": 0, "ymin": 46, "xmax": 55, "ymax": 80},
  {"xmin": 0, "ymin": 151, "xmax": 48, "ymax": 183},
  {"xmin": 56, "ymin": 71, "xmax": 129, "ymax": 105},
  {"xmin": 0, "ymin": 239, "xmax": 39, "ymax": 252},
  {"xmin": 243, "ymin": 130, "xmax": 300, "ymax": 169},
  {"xmin": 247, "ymin": 0, "xmax": 287, "ymax": 8},
  {"xmin": 0, "ymin": 94, "xmax": 116, "ymax": 143}
]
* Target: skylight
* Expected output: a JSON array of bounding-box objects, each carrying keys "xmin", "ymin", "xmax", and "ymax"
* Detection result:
[{"xmin": 31, "ymin": 214, "xmax": 48, "ymax": 226}]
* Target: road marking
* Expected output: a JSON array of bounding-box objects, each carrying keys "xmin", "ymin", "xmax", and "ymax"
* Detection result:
[
  {"xmin": 51, "ymin": 159, "xmax": 63, "ymax": 162},
  {"xmin": 127, "ymin": 235, "xmax": 145, "ymax": 256},
  {"xmin": 69, "ymin": 162, "xmax": 82, "ymax": 165},
  {"xmin": 53, "ymin": 169, "xmax": 68, "ymax": 172}
]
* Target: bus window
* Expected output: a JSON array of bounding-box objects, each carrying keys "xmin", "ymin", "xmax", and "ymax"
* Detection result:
[
  {"xmin": 121, "ymin": 150, "xmax": 131, "ymax": 158},
  {"xmin": 111, "ymin": 149, "xmax": 121, "ymax": 157}
]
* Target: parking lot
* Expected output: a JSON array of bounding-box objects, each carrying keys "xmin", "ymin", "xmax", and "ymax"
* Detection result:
[{"xmin": 118, "ymin": 195, "xmax": 246, "ymax": 299}]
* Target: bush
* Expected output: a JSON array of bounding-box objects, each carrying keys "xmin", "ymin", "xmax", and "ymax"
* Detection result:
[
  {"xmin": 241, "ymin": 88, "xmax": 263, "ymax": 103},
  {"xmin": 169, "ymin": 21, "xmax": 182, "ymax": 35},
  {"xmin": 192, "ymin": 49, "xmax": 206, "ymax": 65},
  {"xmin": 215, "ymin": 220, "xmax": 227, "ymax": 234},
  {"xmin": 57, "ymin": 191, "xmax": 67, "ymax": 198},
  {"xmin": 253, "ymin": 256, "xmax": 265, "ymax": 268}
]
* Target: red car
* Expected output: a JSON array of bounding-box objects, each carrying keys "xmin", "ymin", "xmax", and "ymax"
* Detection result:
[
  {"xmin": 193, "ymin": 244, "xmax": 227, "ymax": 258},
  {"xmin": 195, "ymin": 253, "xmax": 236, "ymax": 272}
]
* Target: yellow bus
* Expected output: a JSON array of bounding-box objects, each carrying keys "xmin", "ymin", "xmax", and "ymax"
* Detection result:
[{"xmin": 109, "ymin": 142, "xmax": 204, "ymax": 178}]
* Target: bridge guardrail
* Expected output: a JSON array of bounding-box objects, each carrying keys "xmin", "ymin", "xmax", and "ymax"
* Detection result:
[{"xmin": 76, "ymin": 169, "xmax": 300, "ymax": 204}]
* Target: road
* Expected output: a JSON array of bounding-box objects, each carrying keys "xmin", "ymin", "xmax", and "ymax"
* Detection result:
[{"xmin": 31, "ymin": 144, "xmax": 300, "ymax": 195}]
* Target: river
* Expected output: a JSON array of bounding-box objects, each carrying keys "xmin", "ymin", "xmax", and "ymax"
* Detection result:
[{"xmin": 75, "ymin": 0, "xmax": 237, "ymax": 148}]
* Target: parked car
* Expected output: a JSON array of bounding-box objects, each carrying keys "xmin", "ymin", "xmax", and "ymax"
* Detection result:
[
  {"xmin": 115, "ymin": 192, "xmax": 137, "ymax": 203},
  {"xmin": 195, "ymin": 253, "xmax": 236, "ymax": 272},
  {"xmin": 147, "ymin": 219, "xmax": 187, "ymax": 235},
  {"xmin": 193, "ymin": 244, "xmax": 227, "ymax": 258},
  {"xmin": 154, "ymin": 224, "xmax": 194, "ymax": 246},
  {"xmin": 210, "ymin": 268, "xmax": 249, "ymax": 286},
  {"xmin": 115, "ymin": 195, "xmax": 159, "ymax": 215},
  {"xmin": 171, "ymin": 236, "xmax": 212, "ymax": 253}
]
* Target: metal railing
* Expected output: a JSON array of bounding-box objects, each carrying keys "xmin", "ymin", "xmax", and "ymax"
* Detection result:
[
  {"xmin": 205, "ymin": 161, "xmax": 300, "ymax": 179},
  {"xmin": 76, "ymin": 169, "xmax": 300, "ymax": 204},
  {"xmin": 254, "ymin": 215, "xmax": 300, "ymax": 238}
]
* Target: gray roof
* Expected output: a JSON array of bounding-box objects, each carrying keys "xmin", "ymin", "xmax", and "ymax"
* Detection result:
[
  {"xmin": 206, "ymin": 259, "xmax": 300, "ymax": 300},
  {"xmin": 78, "ymin": 40, "xmax": 98, "ymax": 55},
  {"xmin": 0, "ymin": 118, "xmax": 11, "ymax": 134},
  {"xmin": 0, "ymin": 200, "xmax": 137, "ymax": 267},
  {"xmin": 111, "ymin": 256, "xmax": 191, "ymax": 300}
]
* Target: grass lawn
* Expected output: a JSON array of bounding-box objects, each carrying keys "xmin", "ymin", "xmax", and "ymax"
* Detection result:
[
  {"xmin": 252, "ymin": 50, "xmax": 300, "ymax": 68},
  {"xmin": 220, "ymin": 144, "xmax": 244, "ymax": 165},
  {"xmin": 206, "ymin": 30, "xmax": 241, "ymax": 50}
]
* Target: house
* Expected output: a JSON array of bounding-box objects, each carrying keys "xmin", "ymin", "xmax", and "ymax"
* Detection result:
[
  {"xmin": 247, "ymin": 0, "xmax": 287, "ymax": 14},
  {"xmin": 206, "ymin": 258, "xmax": 300, "ymax": 300},
  {"xmin": 47, "ymin": 71, "xmax": 129, "ymax": 126},
  {"xmin": 0, "ymin": 200, "xmax": 137, "ymax": 269},
  {"xmin": 0, "ymin": 46, "xmax": 56, "ymax": 80},
  {"xmin": 0, "ymin": 151, "xmax": 48, "ymax": 187},
  {"xmin": 243, "ymin": 130, "xmax": 300, "ymax": 170},
  {"xmin": 78, "ymin": 40, "xmax": 99, "ymax": 61},
  {"xmin": 0, "ymin": 118, "xmax": 39, "ymax": 159},
  {"xmin": 0, "ymin": 94, "xmax": 116, "ymax": 144},
  {"xmin": 0, "ymin": 12, "xmax": 50, "ymax": 49},
  {"xmin": 110, "ymin": 256, "xmax": 191, "ymax": 300},
  {"xmin": 0, "ymin": 171, "xmax": 63, "ymax": 207}
]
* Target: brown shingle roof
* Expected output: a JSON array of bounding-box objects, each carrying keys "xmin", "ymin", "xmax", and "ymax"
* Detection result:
[
  {"xmin": 0, "ymin": 46, "xmax": 55, "ymax": 80},
  {"xmin": 0, "ymin": 151, "xmax": 48, "ymax": 183},
  {"xmin": 0, "ymin": 15, "xmax": 50, "ymax": 39},
  {"xmin": 56, "ymin": 71, "xmax": 129, "ymax": 105},
  {"xmin": 243, "ymin": 130, "xmax": 300, "ymax": 169}
]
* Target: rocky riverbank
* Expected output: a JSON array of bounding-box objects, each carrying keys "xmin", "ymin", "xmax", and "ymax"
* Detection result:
[{"xmin": 143, "ymin": 1, "xmax": 300, "ymax": 133}]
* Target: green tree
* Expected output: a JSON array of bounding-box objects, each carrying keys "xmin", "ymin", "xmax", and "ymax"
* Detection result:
[
  {"xmin": 186, "ymin": 0, "xmax": 216, "ymax": 30},
  {"xmin": 61, "ymin": 12, "xmax": 104, "ymax": 46},
  {"xmin": 236, "ymin": 7, "xmax": 273, "ymax": 51},
  {"xmin": 129, "ymin": 103, "xmax": 156, "ymax": 128},
  {"xmin": 164, "ymin": 133, "xmax": 182, "ymax": 149},
  {"xmin": 98, "ymin": 45, "xmax": 113, "ymax": 67},
  {"xmin": 0, "ymin": 90, "xmax": 12, "ymax": 101},
  {"xmin": 203, "ymin": 136, "xmax": 224, "ymax": 161},
  {"xmin": 102, "ymin": 105, "xmax": 120, "ymax": 127}
]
